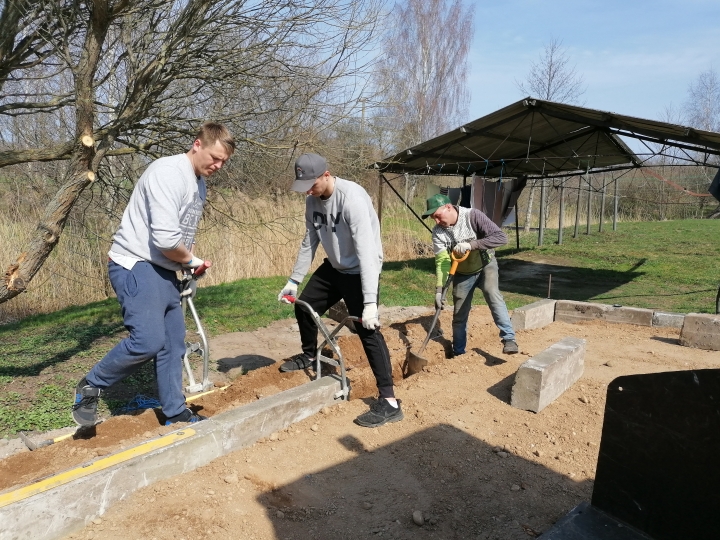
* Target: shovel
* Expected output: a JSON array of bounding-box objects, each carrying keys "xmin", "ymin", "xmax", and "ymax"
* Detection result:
[{"xmin": 407, "ymin": 250, "xmax": 469, "ymax": 374}]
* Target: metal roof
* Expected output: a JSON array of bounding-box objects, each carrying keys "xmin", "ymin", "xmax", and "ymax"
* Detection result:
[{"xmin": 373, "ymin": 98, "xmax": 720, "ymax": 178}]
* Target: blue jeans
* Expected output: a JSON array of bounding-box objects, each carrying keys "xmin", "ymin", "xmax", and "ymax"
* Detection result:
[
  {"xmin": 86, "ymin": 261, "xmax": 187, "ymax": 418},
  {"xmin": 451, "ymin": 259, "xmax": 515, "ymax": 355}
]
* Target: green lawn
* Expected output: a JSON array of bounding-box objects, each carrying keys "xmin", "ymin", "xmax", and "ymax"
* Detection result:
[{"xmin": 1, "ymin": 219, "xmax": 718, "ymax": 436}]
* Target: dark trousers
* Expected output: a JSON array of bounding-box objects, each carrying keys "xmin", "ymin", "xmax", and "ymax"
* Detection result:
[{"xmin": 296, "ymin": 260, "xmax": 394, "ymax": 398}]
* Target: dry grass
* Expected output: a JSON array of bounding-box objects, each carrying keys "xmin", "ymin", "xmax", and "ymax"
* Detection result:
[{"xmin": 0, "ymin": 194, "xmax": 427, "ymax": 323}]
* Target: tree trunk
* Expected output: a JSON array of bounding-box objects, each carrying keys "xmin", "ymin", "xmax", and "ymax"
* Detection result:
[
  {"xmin": 1, "ymin": 162, "xmax": 95, "ymax": 300},
  {"xmin": 1, "ymin": 2, "xmax": 110, "ymax": 304}
]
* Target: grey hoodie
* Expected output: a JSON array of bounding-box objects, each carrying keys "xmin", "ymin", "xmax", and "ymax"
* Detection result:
[
  {"xmin": 290, "ymin": 177, "xmax": 383, "ymax": 303},
  {"xmin": 110, "ymin": 153, "xmax": 206, "ymax": 271}
]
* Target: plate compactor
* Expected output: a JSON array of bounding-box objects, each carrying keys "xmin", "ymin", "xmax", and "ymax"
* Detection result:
[
  {"xmin": 282, "ymin": 295, "xmax": 356, "ymax": 401},
  {"xmin": 181, "ymin": 261, "xmax": 213, "ymax": 393}
]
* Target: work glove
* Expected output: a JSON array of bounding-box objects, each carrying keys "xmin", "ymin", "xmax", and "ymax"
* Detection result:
[
  {"xmin": 182, "ymin": 255, "xmax": 205, "ymax": 269},
  {"xmin": 361, "ymin": 302, "xmax": 380, "ymax": 330},
  {"xmin": 435, "ymin": 286, "xmax": 445, "ymax": 310},
  {"xmin": 180, "ymin": 280, "xmax": 198, "ymax": 298},
  {"xmin": 453, "ymin": 242, "xmax": 472, "ymax": 255},
  {"xmin": 278, "ymin": 280, "xmax": 298, "ymax": 304}
]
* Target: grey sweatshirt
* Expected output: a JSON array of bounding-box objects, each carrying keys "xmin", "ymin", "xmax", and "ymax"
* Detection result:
[
  {"xmin": 110, "ymin": 153, "xmax": 206, "ymax": 271},
  {"xmin": 290, "ymin": 177, "xmax": 383, "ymax": 303}
]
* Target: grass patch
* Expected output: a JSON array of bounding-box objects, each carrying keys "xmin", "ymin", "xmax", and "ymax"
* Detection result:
[
  {"xmin": 498, "ymin": 220, "xmax": 720, "ymax": 312},
  {"xmin": 1, "ymin": 219, "xmax": 718, "ymax": 436}
]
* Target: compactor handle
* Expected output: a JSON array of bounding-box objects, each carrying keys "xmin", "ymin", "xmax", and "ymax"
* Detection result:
[{"xmin": 193, "ymin": 260, "xmax": 212, "ymax": 277}]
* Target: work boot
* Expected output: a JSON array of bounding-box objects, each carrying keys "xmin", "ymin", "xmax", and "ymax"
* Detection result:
[
  {"xmin": 354, "ymin": 398, "xmax": 404, "ymax": 428},
  {"xmin": 72, "ymin": 377, "xmax": 102, "ymax": 427},
  {"xmin": 502, "ymin": 339, "xmax": 519, "ymax": 354},
  {"xmin": 279, "ymin": 353, "xmax": 314, "ymax": 372},
  {"xmin": 165, "ymin": 408, "xmax": 207, "ymax": 425}
]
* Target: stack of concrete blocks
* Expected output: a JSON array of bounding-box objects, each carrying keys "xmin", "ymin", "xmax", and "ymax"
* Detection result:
[
  {"xmin": 679, "ymin": 313, "xmax": 720, "ymax": 351},
  {"xmin": 511, "ymin": 337, "xmax": 586, "ymax": 413}
]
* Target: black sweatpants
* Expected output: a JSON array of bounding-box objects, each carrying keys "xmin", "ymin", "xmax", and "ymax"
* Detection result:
[{"xmin": 296, "ymin": 259, "xmax": 395, "ymax": 399}]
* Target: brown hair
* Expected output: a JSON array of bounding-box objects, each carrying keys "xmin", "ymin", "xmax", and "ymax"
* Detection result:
[{"xmin": 196, "ymin": 122, "xmax": 236, "ymax": 154}]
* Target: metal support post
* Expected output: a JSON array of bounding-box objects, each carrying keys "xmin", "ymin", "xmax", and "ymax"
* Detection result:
[
  {"xmin": 599, "ymin": 179, "xmax": 607, "ymax": 232},
  {"xmin": 613, "ymin": 179, "xmax": 619, "ymax": 231},
  {"xmin": 558, "ymin": 183, "xmax": 565, "ymax": 244},
  {"xmin": 585, "ymin": 178, "xmax": 592, "ymax": 235},
  {"xmin": 538, "ymin": 179, "xmax": 546, "ymax": 246},
  {"xmin": 574, "ymin": 177, "xmax": 582, "ymax": 238}
]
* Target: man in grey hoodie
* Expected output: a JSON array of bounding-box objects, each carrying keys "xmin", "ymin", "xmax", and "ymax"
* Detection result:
[
  {"xmin": 72, "ymin": 123, "xmax": 235, "ymax": 427},
  {"xmin": 278, "ymin": 153, "xmax": 402, "ymax": 428}
]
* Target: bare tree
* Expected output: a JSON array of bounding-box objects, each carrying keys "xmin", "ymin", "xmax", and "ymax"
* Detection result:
[
  {"xmin": 372, "ymin": 0, "xmax": 474, "ymax": 151},
  {"xmin": 516, "ymin": 37, "xmax": 586, "ymax": 231},
  {"xmin": 516, "ymin": 37, "xmax": 586, "ymax": 104},
  {"xmin": 684, "ymin": 68, "xmax": 720, "ymax": 133},
  {"xmin": 0, "ymin": 0, "xmax": 382, "ymax": 304},
  {"xmin": 683, "ymin": 68, "xmax": 720, "ymax": 215}
]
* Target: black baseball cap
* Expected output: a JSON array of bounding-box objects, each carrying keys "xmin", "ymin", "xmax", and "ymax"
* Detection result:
[{"xmin": 291, "ymin": 153, "xmax": 328, "ymax": 192}]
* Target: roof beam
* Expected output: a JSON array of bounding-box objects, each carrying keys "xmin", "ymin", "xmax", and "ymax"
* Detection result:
[
  {"xmin": 527, "ymin": 101, "xmax": 720, "ymax": 151},
  {"xmin": 606, "ymin": 128, "xmax": 720, "ymax": 157}
]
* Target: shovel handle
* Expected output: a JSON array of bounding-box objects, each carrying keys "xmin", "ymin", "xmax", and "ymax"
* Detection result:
[{"xmin": 449, "ymin": 250, "xmax": 469, "ymax": 275}]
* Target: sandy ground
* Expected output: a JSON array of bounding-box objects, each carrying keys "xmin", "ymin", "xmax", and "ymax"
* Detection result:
[{"xmin": 2, "ymin": 305, "xmax": 719, "ymax": 539}]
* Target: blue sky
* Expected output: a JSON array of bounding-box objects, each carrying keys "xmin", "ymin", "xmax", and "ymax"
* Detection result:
[{"xmin": 466, "ymin": 0, "xmax": 720, "ymax": 124}]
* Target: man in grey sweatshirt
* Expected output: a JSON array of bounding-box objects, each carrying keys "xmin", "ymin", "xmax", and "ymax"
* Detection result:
[
  {"xmin": 72, "ymin": 123, "xmax": 235, "ymax": 428},
  {"xmin": 278, "ymin": 153, "xmax": 402, "ymax": 428}
]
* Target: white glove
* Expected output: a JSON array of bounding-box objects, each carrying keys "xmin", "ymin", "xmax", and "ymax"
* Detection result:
[
  {"xmin": 453, "ymin": 242, "xmax": 472, "ymax": 255},
  {"xmin": 278, "ymin": 280, "xmax": 298, "ymax": 304},
  {"xmin": 361, "ymin": 303, "xmax": 380, "ymax": 330},
  {"xmin": 182, "ymin": 255, "xmax": 204, "ymax": 269},
  {"xmin": 435, "ymin": 287, "xmax": 445, "ymax": 310}
]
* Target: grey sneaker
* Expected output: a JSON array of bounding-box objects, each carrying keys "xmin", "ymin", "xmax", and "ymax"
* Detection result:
[
  {"xmin": 279, "ymin": 353, "xmax": 314, "ymax": 372},
  {"xmin": 355, "ymin": 398, "xmax": 404, "ymax": 428},
  {"xmin": 72, "ymin": 377, "xmax": 102, "ymax": 427},
  {"xmin": 502, "ymin": 340, "xmax": 519, "ymax": 354}
]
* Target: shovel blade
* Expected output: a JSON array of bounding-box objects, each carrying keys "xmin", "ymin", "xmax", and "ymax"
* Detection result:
[{"xmin": 406, "ymin": 349, "xmax": 428, "ymax": 375}]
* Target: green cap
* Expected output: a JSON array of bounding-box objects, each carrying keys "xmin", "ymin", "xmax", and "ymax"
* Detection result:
[{"xmin": 422, "ymin": 193, "xmax": 452, "ymax": 218}]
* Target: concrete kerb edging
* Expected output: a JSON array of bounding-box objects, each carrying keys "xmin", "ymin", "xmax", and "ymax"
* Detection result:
[
  {"xmin": 552, "ymin": 300, "xmax": 687, "ymax": 329},
  {"xmin": 679, "ymin": 313, "xmax": 720, "ymax": 351},
  {"xmin": 0, "ymin": 376, "xmax": 344, "ymax": 540},
  {"xmin": 511, "ymin": 336, "xmax": 586, "ymax": 413},
  {"xmin": 511, "ymin": 299, "xmax": 556, "ymax": 331}
]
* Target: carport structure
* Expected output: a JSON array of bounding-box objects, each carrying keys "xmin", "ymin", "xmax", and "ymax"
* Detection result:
[{"xmin": 372, "ymin": 98, "xmax": 720, "ymax": 244}]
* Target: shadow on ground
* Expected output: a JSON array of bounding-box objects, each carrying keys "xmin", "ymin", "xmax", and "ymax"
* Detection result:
[
  {"xmin": 497, "ymin": 259, "xmax": 646, "ymax": 302},
  {"xmin": 256, "ymin": 424, "xmax": 591, "ymax": 539},
  {"xmin": 217, "ymin": 354, "xmax": 277, "ymax": 373},
  {"xmin": 384, "ymin": 257, "xmax": 647, "ymax": 303}
]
